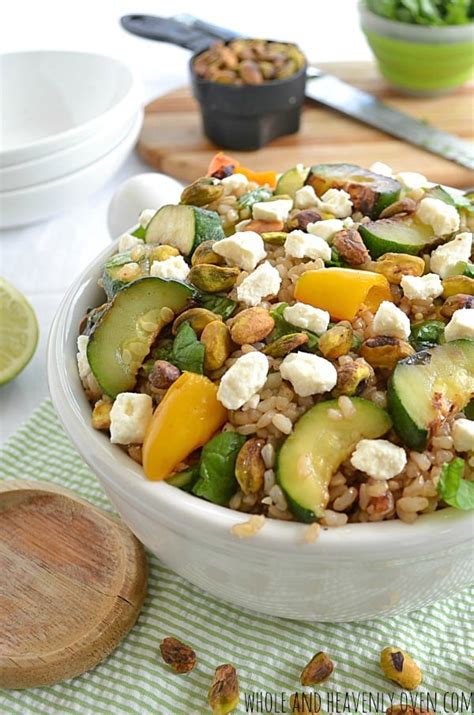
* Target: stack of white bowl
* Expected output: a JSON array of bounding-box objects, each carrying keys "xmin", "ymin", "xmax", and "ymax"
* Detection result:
[{"xmin": 0, "ymin": 51, "xmax": 143, "ymax": 229}]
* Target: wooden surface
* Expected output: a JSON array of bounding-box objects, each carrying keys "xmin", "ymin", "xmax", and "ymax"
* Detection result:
[
  {"xmin": 138, "ymin": 61, "xmax": 473, "ymax": 188},
  {"xmin": 0, "ymin": 480, "xmax": 148, "ymax": 689}
]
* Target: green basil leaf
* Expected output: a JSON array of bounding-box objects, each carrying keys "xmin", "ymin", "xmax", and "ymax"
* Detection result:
[
  {"xmin": 409, "ymin": 320, "xmax": 445, "ymax": 351},
  {"xmin": 152, "ymin": 338, "xmax": 175, "ymax": 363},
  {"xmin": 464, "ymin": 399, "xmax": 474, "ymax": 420},
  {"xmin": 438, "ymin": 458, "xmax": 474, "ymax": 510},
  {"xmin": 270, "ymin": 303, "xmax": 319, "ymax": 351},
  {"xmin": 463, "ymin": 262, "xmax": 474, "ymax": 278},
  {"xmin": 172, "ymin": 323, "xmax": 205, "ymax": 374},
  {"xmin": 198, "ymin": 293, "xmax": 238, "ymax": 320},
  {"xmin": 192, "ymin": 432, "xmax": 246, "ymax": 505},
  {"xmin": 168, "ymin": 465, "xmax": 200, "ymax": 491},
  {"xmin": 131, "ymin": 225, "xmax": 146, "ymax": 239}
]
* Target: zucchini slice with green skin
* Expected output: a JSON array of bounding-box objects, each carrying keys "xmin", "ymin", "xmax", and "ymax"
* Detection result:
[
  {"xmin": 277, "ymin": 397, "xmax": 392, "ymax": 522},
  {"xmin": 275, "ymin": 166, "xmax": 309, "ymax": 198},
  {"xmin": 388, "ymin": 340, "xmax": 474, "ymax": 450},
  {"xmin": 87, "ymin": 277, "xmax": 193, "ymax": 398},
  {"xmin": 305, "ymin": 163, "xmax": 401, "ymax": 219},
  {"xmin": 145, "ymin": 204, "xmax": 224, "ymax": 256},
  {"xmin": 359, "ymin": 217, "xmax": 437, "ymax": 258},
  {"xmin": 145, "ymin": 204, "xmax": 225, "ymax": 256},
  {"xmin": 102, "ymin": 251, "xmax": 148, "ymax": 300}
]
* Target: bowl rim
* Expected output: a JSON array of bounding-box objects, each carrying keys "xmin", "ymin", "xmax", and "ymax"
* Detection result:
[
  {"xmin": 48, "ymin": 229, "xmax": 474, "ymax": 560},
  {"xmin": 359, "ymin": 1, "xmax": 474, "ymax": 36},
  {"xmin": 0, "ymin": 50, "xmax": 141, "ymax": 164}
]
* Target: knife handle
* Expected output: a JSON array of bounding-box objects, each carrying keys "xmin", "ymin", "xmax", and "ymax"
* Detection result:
[{"xmin": 120, "ymin": 14, "xmax": 238, "ymax": 53}]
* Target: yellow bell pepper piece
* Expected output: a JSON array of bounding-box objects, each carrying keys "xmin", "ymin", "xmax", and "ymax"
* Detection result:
[
  {"xmin": 143, "ymin": 372, "xmax": 227, "ymax": 481},
  {"xmin": 294, "ymin": 268, "xmax": 393, "ymax": 321}
]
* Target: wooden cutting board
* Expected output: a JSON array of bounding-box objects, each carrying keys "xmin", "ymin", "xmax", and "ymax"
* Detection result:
[
  {"xmin": 0, "ymin": 480, "xmax": 148, "ymax": 689},
  {"xmin": 138, "ymin": 61, "xmax": 473, "ymax": 188}
]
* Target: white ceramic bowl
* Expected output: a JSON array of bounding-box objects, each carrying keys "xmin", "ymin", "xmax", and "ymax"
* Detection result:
[
  {"xmin": 48, "ymin": 239, "xmax": 474, "ymax": 622},
  {"xmin": 0, "ymin": 103, "xmax": 139, "ymax": 192},
  {"xmin": 0, "ymin": 110, "xmax": 143, "ymax": 229},
  {"xmin": 0, "ymin": 51, "xmax": 140, "ymax": 167}
]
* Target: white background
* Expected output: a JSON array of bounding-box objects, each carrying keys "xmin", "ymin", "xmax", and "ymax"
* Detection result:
[{"xmin": 0, "ymin": 0, "xmax": 371, "ymax": 442}]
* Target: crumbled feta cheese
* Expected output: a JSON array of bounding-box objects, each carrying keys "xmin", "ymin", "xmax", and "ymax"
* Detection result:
[
  {"xmin": 283, "ymin": 302, "xmax": 330, "ymax": 335},
  {"xmin": 452, "ymin": 418, "xmax": 474, "ymax": 452},
  {"xmin": 373, "ymin": 301, "xmax": 410, "ymax": 340},
  {"xmin": 150, "ymin": 256, "xmax": 190, "ymax": 281},
  {"xmin": 307, "ymin": 219, "xmax": 345, "ymax": 241},
  {"xmin": 316, "ymin": 188, "xmax": 353, "ymax": 218},
  {"xmin": 430, "ymin": 232, "xmax": 472, "ymax": 278},
  {"xmin": 118, "ymin": 232, "xmax": 144, "ymax": 253},
  {"xmin": 350, "ymin": 439, "xmax": 407, "ymax": 480},
  {"xmin": 416, "ymin": 197, "xmax": 460, "ymax": 236},
  {"xmin": 284, "ymin": 230, "xmax": 331, "ymax": 261},
  {"xmin": 294, "ymin": 185, "xmax": 318, "ymax": 209},
  {"xmin": 138, "ymin": 208, "xmax": 156, "ymax": 228},
  {"xmin": 369, "ymin": 161, "xmax": 393, "ymax": 177},
  {"xmin": 444, "ymin": 308, "xmax": 474, "ymax": 342},
  {"xmin": 110, "ymin": 392, "xmax": 153, "ymax": 445},
  {"xmin": 252, "ymin": 199, "xmax": 293, "ymax": 222},
  {"xmin": 236, "ymin": 261, "xmax": 282, "ymax": 306},
  {"xmin": 400, "ymin": 273, "xmax": 443, "ymax": 301},
  {"xmin": 395, "ymin": 172, "xmax": 428, "ymax": 191},
  {"xmin": 221, "ymin": 173, "xmax": 249, "ymax": 194},
  {"xmin": 279, "ymin": 352, "xmax": 337, "ymax": 397},
  {"xmin": 76, "ymin": 335, "xmax": 101, "ymax": 399},
  {"xmin": 217, "ymin": 352, "xmax": 269, "ymax": 410},
  {"xmin": 213, "ymin": 231, "xmax": 266, "ymax": 271}
]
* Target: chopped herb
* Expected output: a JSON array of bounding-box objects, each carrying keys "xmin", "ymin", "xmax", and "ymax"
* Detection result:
[
  {"xmin": 167, "ymin": 465, "xmax": 200, "ymax": 491},
  {"xmin": 172, "ymin": 322, "xmax": 205, "ymax": 374},
  {"xmin": 409, "ymin": 320, "xmax": 445, "ymax": 351},
  {"xmin": 198, "ymin": 292, "xmax": 238, "ymax": 320},
  {"xmin": 438, "ymin": 458, "xmax": 474, "ymax": 510},
  {"xmin": 132, "ymin": 225, "xmax": 146, "ymax": 239},
  {"xmin": 192, "ymin": 432, "xmax": 246, "ymax": 505},
  {"xmin": 270, "ymin": 303, "xmax": 319, "ymax": 351}
]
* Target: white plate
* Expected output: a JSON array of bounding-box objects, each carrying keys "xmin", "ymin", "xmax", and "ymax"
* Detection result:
[
  {"xmin": 0, "ymin": 110, "xmax": 143, "ymax": 229},
  {"xmin": 0, "ymin": 105, "xmax": 139, "ymax": 192},
  {"xmin": 0, "ymin": 51, "xmax": 141, "ymax": 167}
]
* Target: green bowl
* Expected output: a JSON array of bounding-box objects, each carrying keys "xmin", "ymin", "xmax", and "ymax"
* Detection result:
[{"xmin": 359, "ymin": 3, "xmax": 474, "ymax": 95}]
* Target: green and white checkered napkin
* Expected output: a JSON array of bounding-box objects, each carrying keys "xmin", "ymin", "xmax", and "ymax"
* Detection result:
[{"xmin": 1, "ymin": 401, "xmax": 472, "ymax": 715}]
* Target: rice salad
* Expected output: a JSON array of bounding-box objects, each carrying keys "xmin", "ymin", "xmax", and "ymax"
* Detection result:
[{"xmin": 78, "ymin": 154, "xmax": 474, "ymax": 532}]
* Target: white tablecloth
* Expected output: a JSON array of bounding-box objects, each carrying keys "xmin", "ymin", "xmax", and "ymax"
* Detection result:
[{"xmin": 0, "ymin": 0, "xmax": 371, "ymax": 442}]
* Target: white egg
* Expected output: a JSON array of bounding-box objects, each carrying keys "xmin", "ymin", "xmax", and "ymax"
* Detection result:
[{"xmin": 107, "ymin": 172, "xmax": 183, "ymax": 237}]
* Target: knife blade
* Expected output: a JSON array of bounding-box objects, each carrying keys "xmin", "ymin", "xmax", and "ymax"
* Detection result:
[{"xmin": 121, "ymin": 13, "xmax": 474, "ymax": 170}]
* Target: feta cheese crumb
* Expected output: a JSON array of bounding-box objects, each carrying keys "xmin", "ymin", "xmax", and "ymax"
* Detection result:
[
  {"xmin": 118, "ymin": 232, "xmax": 144, "ymax": 253},
  {"xmin": 452, "ymin": 418, "xmax": 474, "ymax": 452},
  {"xmin": 213, "ymin": 231, "xmax": 266, "ymax": 271},
  {"xmin": 351, "ymin": 439, "xmax": 407, "ymax": 480},
  {"xmin": 395, "ymin": 172, "xmax": 428, "ymax": 191},
  {"xmin": 76, "ymin": 335, "xmax": 101, "ymax": 399},
  {"xmin": 236, "ymin": 261, "xmax": 282, "ymax": 306},
  {"xmin": 294, "ymin": 185, "xmax": 318, "ymax": 209},
  {"xmin": 307, "ymin": 218, "xmax": 344, "ymax": 241},
  {"xmin": 369, "ymin": 162, "xmax": 393, "ymax": 177},
  {"xmin": 316, "ymin": 188, "xmax": 353, "ymax": 218},
  {"xmin": 283, "ymin": 302, "xmax": 330, "ymax": 335},
  {"xmin": 150, "ymin": 256, "xmax": 190, "ymax": 281},
  {"xmin": 221, "ymin": 173, "xmax": 249, "ymax": 194},
  {"xmin": 284, "ymin": 230, "xmax": 331, "ymax": 261},
  {"xmin": 373, "ymin": 301, "xmax": 411, "ymax": 340},
  {"xmin": 430, "ymin": 232, "xmax": 472, "ymax": 278},
  {"xmin": 416, "ymin": 197, "xmax": 460, "ymax": 236},
  {"xmin": 280, "ymin": 352, "xmax": 337, "ymax": 397},
  {"xmin": 110, "ymin": 392, "xmax": 153, "ymax": 445},
  {"xmin": 252, "ymin": 199, "xmax": 293, "ymax": 222},
  {"xmin": 444, "ymin": 308, "xmax": 474, "ymax": 342},
  {"xmin": 400, "ymin": 273, "xmax": 443, "ymax": 301},
  {"xmin": 138, "ymin": 208, "xmax": 157, "ymax": 228},
  {"xmin": 217, "ymin": 352, "xmax": 269, "ymax": 409}
]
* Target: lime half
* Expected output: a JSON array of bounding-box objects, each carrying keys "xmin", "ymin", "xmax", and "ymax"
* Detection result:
[{"xmin": 0, "ymin": 277, "xmax": 39, "ymax": 385}]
